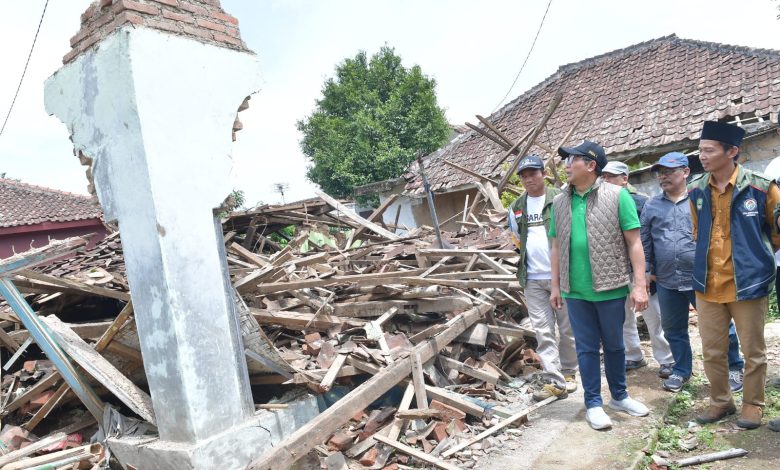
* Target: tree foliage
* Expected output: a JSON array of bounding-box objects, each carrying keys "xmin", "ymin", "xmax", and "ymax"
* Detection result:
[{"xmin": 298, "ymin": 46, "xmax": 450, "ymax": 198}]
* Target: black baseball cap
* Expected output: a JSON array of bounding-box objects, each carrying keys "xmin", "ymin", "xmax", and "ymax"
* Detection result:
[
  {"xmin": 558, "ymin": 140, "xmax": 608, "ymax": 171},
  {"xmin": 517, "ymin": 155, "xmax": 544, "ymax": 173}
]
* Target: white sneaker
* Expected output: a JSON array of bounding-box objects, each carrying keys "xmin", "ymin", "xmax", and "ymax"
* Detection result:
[
  {"xmin": 585, "ymin": 406, "xmax": 613, "ymax": 430},
  {"xmin": 609, "ymin": 397, "xmax": 650, "ymax": 417}
]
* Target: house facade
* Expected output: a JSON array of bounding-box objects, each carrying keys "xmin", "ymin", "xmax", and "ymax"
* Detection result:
[{"xmin": 0, "ymin": 179, "xmax": 109, "ymax": 258}]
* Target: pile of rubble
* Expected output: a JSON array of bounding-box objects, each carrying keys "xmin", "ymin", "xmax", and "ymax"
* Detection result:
[{"xmin": 0, "ymin": 193, "xmax": 559, "ymax": 469}]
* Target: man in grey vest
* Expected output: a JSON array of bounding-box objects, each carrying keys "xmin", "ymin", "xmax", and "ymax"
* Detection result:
[
  {"xmin": 549, "ymin": 140, "xmax": 651, "ymax": 430},
  {"xmin": 508, "ymin": 155, "xmax": 578, "ymax": 402}
]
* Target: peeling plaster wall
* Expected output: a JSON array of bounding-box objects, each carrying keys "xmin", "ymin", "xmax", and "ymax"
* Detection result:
[{"xmin": 44, "ymin": 27, "xmax": 262, "ymax": 444}]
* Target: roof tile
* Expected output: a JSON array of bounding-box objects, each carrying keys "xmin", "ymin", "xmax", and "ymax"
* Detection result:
[
  {"xmin": 0, "ymin": 179, "xmax": 102, "ymax": 228},
  {"xmin": 403, "ymin": 35, "xmax": 780, "ymax": 194}
]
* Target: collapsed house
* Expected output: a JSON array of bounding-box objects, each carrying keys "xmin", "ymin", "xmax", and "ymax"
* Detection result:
[
  {"xmin": 0, "ymin": 194, "xmax": 544, "ymax": 470},
  {"xmin": 0, "ymin": 1, "xmax": 553, "ymax": 469},
  {"xmin": 356, "ymin": 35, "xmax": 780, "ymax": 230}
]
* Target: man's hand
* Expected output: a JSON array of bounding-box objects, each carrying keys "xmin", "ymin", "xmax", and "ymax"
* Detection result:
[
  {"xmin": 630, "ymin": 284, "xmax": 648, "ymax": 312},
  {"xmin": 550, "ymin": 286, "xmax": 563, "ymax": 310}
]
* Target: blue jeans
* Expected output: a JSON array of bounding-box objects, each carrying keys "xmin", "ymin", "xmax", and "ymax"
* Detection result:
[
  {"xmin": 656, "ymin": 286, "xmax": 696, "ymax": 378},
  {"xmin": 566, "ymin": 297, "xmax": 628, "ymax": 409},
  {"xmin": 656, "ymin": 285, "xmax": 744, "ymax": 377}
]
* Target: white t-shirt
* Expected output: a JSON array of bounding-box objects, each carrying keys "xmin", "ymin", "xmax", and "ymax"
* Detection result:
[{"xmin": 525, "ymin": 195, "xmax": 552, "ymax": 279}]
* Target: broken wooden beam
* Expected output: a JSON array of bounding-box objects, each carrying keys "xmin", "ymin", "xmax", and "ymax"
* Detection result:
[
  {"xmin": 315, "ymin": 190, "xmax": 399, "ymax": 240},
  {"xmin": 246, "ymin": 303, "xmax": 492, "ymax": 470},
  {"xmin": 41, "ymin": 315, "xmax": 156, "ymax": 425},
  {"xmin": 373, "ymin": 433, "xmax": 460, "ymax": 470}
]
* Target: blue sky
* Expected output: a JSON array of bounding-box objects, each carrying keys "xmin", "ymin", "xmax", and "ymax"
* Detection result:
[{"xmin": 0, "ymin": 0, "xmax": 778, "ymax": 206}]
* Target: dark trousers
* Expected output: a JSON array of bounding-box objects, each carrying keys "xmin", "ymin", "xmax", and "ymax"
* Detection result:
[{"xmin": 566, "ymin": 297, "xmax": 629, "ymax": 409}]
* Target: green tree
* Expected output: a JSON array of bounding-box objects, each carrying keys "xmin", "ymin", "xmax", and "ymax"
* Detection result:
[{"xmin": 298, "ymin": 46, "xmax": 450, "ymax": 198}]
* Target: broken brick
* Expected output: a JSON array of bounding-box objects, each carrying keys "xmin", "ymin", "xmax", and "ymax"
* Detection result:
[
  {"xmin": 327, "ymin": 431, "xmax": 354, "ymax": 451},
  {"xmin": 359, "ymin": 447, "xmax": 378, "ymax": 466},
  {"xmin": 432, "ymin": 422, "xmax": 449, "ymax": 442},
  {"xmin": 430, "ymin": 400, "xmax": 466, "ymax": 422},
  {"xmin": 29, "ymin": 390, "xmax": 57, "ymax": 409}
]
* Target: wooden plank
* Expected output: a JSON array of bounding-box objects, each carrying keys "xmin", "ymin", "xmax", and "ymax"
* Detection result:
[
  {"xmin": 395, "ymin": 409, "xmax": 444, "ymax": 420},
  {"xmin": 441, "ymin": 396, "xmax": 557, "ymax": 458},
  {"xmin": 319, "ymin": 354, "xmax": 347, "ymax": 393},
  {"xmin": 94, "ymin": 301, "xmax": 134, "ymax": 352},
  {"xmin": 254, "ymin": 268, "xmax": 427, "ymax": 295},
  {"xmin": 315, "ymin": 190, "xmax": 399, "ymax": 240},
  {"xmin": 41, "ymin": 316, "xmax": 156, "ymax": 425},
  {"xmin": 10, "ymin": 320, "xmax": 114, "ymax": 343},
  {"xmin": 438, "ymin": 356, "xmax": 499, "ymax": 384},
  {"xmin": 465, "ymin": 122, "xmax": 512, "ymax": 151},
  {"xmin": 104, "ymin": 341, "xmax": 143, "ymax": 363},
  {"xmin": 3, "ymin": 371, "xmax": 60, "ymax": 414},
  {"xmin": 2, "ymin": 443, "xmax": 95, "ymax": 470},
  {"xmin": 442, "ymin": 160, "xmax": 498, "ymax": 185},
  {"xmin": 490, "ymin": 125, "xmax": 536, "ymax": 172},
  {"xmin": 478, "ymin": 252, "xmax": 512, "ymax": 275},
  {"xmin": 230, "ymin": 242, "xmax": 270, "ymax": 267},
  {"xmin": 398, "ymin": 277, "xmax": 509, "ymax": 289},
  {"xmin": 411, "ymin": 352, "xmax": 428, "ymax": 409},
  {"xmin": 487, "ymin": 324, "xmax": 536, "ymax": 339},
  {"xmin": 25, "ymin": 382, "xmax": 69, "ymax": 432},
  {"xmin": 0, "ymin": 327, "xmax": 21, "ymax": 352},
  {"xmin": 423, "ymin": 386, "xmax": 486, "ymax": 418},
  {"xmin": 386, "ymin": 382, "xmax": 415, "ymax": 441},
  {"xmin": 252, "ymin": 309, "xmax": 366, "ymax": 330},
  {"xmin": 476, "ymin": 115, "xmax": 515, "ymax": 148},
  {"xmin": 373, "ymin": 434, "xmax": 460, "ymax": 470},
  {"xmin": 408, "ymin": 324, "xmax": 447, "ymax": 345},
  {"xmin": 417, "ymin": 249, "xmax": 517, "ymax": 258},
  {"xmin": 349, "ymin": 193, "xmax": 400, "ymax": 243},
  {"xmin": 475, "ymin": 182, "xmax": 503, "ymax": 212},
  {"xmin": 456, "ymin": 323, "xmax": 489, "ymax": 346},
  {"xmin": 497, "ymin": 90, "xmax": 564, "ymax": 191},
  {"xmin": 333, "ymin": 297, "xmax": 472, "ymax": 318},
  {"xmin": 0, "ymin": 432, "xmax": 66, "ymax": 467},
  {"xmin": 16, "ymin": 269, "xmax": 130, "ymax": 301},
  {"xmin": 246, "ymin": 304, "xmax": 491, "ymax": 470}
]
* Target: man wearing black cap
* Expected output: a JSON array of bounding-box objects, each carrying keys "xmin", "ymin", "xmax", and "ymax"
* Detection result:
[
  {"xmin": 549, "ymin": 140, "xmax": 651, "ymax": 430},
  {"xmin": 689, "ymin": 120, "xmax": 780, "ymax": 429},
  {"xmin": 508, "ymin": 155, "xmax": 577, "ymax": 402}
]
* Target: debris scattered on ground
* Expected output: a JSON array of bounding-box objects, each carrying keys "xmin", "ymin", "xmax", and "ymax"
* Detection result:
[{"xmin": 0, "ymin": 193, "xmax": 558, "ymax": 469}]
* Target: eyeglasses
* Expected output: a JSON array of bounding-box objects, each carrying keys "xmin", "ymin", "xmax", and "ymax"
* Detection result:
[
  {"xmin": 654, "ymin": 168, "xmax": 684, "ymax": 176},
  {"xmin": 565, "ymin": 155, "xmax": 590, "ymax": 165}
]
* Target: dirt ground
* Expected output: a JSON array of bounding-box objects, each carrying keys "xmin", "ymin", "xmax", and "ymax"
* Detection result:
[{"xmin": 479, "ymin": 320, "xmax": 780, "ymax": 470}]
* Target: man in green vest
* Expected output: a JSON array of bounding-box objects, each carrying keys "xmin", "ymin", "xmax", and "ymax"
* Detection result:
[
  {"xmin": 549, "ymin": 140, "xmax": 651, "ymax": 430},
  {"xmin": 508, "ymin": 155, "xmax": 577, "ymax": 401}
]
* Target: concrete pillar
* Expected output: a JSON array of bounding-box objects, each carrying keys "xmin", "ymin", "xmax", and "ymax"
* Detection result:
[{"xmin": 40, "ymin": 3, "xmax": 322, "ymax": 469}]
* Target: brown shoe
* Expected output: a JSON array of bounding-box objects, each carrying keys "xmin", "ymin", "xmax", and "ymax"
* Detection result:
[
  {"xmin": 695, "ymin": 403, "xmax": 737, "ymax": 424},
  {"xmin": 736, "ymin": 403, "xmax": 763, "ymax": 429}
]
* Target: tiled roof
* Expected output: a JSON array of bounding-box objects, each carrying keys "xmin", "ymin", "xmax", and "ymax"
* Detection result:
[
  {"xmin": 405, "ymin": 35, "xmax": 780, "ymax": 194},
  {"xmin": 0, "ymin": 179, "xmax": 102, "ymax": 229}
]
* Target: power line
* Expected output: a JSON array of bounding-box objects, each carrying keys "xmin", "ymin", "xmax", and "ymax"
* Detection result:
[
  {"xmin": 0, "ymin": 0, "xmax": 50, "ymax": 139},
  {"xmin": 490, "ymin": 0, "xmax": 553, "ymax": 114}
]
